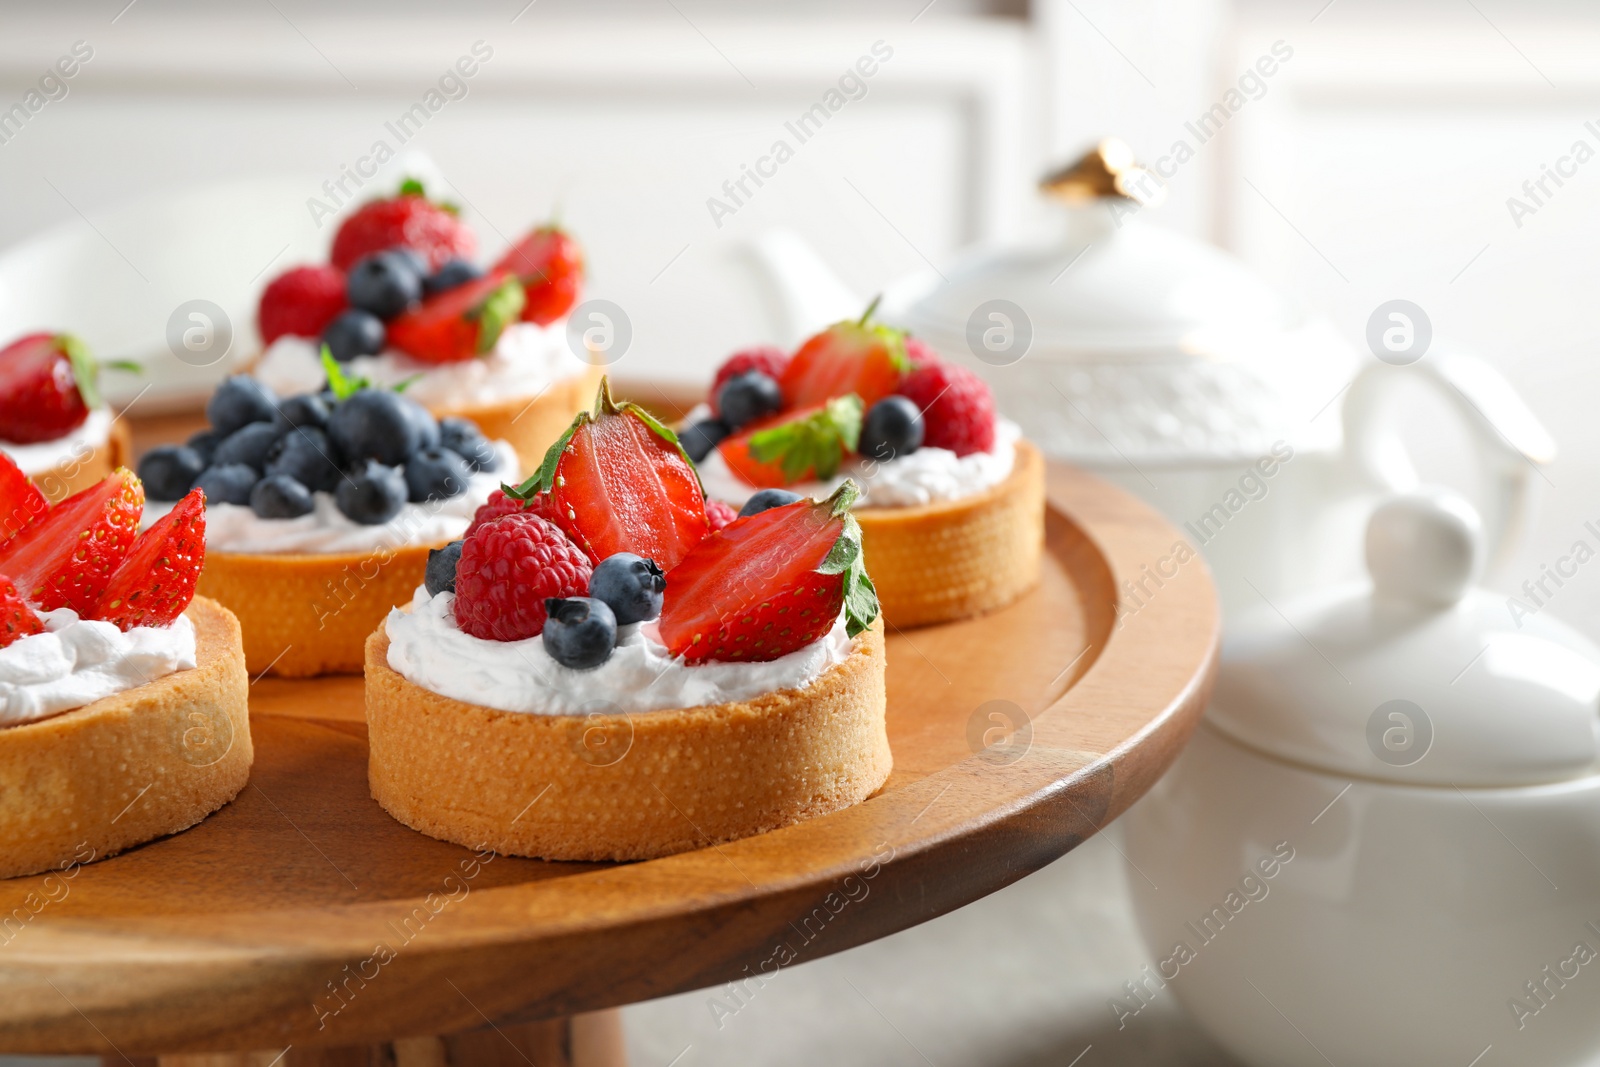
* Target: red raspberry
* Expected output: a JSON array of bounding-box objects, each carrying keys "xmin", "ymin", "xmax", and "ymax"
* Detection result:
[
  {"xmin": 465, "ymin": 487, "xmax": 559, "ymax": 537},
  {"xmin": 258, "ymin": 265, "xmax": 347, "ymax": 344},
  {"xmin": 899, "ymin": 362, "xmax": 996, "ymax": 457},
  {"xmin": 710, "ymin": 345, "xmax": 790, "ymax": 415},
  {"xmin": 704, "ymin": 498, "xmax": 738, "ymax": 533},
  {"xmin": 331, "ymin": 191, "xmax": 476, "ymax": 272},
  {"xmin": 453, "ymin": 513, "xmax": 592, "ymax": 641}
]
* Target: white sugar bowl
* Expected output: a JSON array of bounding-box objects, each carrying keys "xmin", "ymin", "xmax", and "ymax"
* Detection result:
[{"xmin": 1123, "ymin": 489, "xmax": 1600, "ymax": 1066}]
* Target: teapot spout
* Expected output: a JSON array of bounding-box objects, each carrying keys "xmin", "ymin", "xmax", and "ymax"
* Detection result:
[{"xmin": 742, "ymin": 228, "xmax": 863, "ymax": 346}]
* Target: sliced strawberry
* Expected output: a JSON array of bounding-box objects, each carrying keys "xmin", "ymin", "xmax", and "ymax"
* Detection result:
[
  {"xmin": 514, "ymin": 378, "xmax": 707, "ymax": 571},
  {"xmin": 387, "ymin": 272, "xmax": 525, "ymax": 364},
  {"xmin": 94, "ymin": 488, "xmax": 205, "ymax": 631},
  {"xmin": 0, "ymin": 576, "xmax": 43, "ymax": 648},
  {"xmin": 0, "ymin": 452, "xmax": 47, "ymax": 550},
  {"xmin": 659, "ymin": 481, "xmax": 878, "ymax": 662},
  {"xmin": 717, "ymin": 395, "xmax": 862, "ymax": 489},
  {"xmin": 0, "ymin": 468, "xmax": 142, "ymax": 613},
  {"xmin": 492, "ymin": 224, "xmax": 585, "ymax": 325},
  {"xmin": 0, "ymin": 333, "xmax": 102, "ymax": 444},
  {"xmin": 779, "ymin": 299, "xmax": 910, "ymax": 411},
  {"xmin": 330, "ymin": 179, "xmax": 476, "ymax": 272}
]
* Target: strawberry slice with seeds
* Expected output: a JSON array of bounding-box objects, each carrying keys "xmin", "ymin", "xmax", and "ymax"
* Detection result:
[
  {"xmin": 0, "ymin": 468, "xmax": 143, "ymax": 613},
  {"xmin": 0, "ymin": 452, "xmax": 47, "ymax": 551},
  {"xmin": 717, "ymin": 395, "xmax": 862, "ymax": 489},
  {"xmin": 658, "ymin": 481, "xmax": 878, "ymax": 663},
  {"xmin": 491, "ymin": 223, "xmax": 585, "ymax": 326},
  {"xmin": 387, "ymin": 271, "xmax": 526, "ymax": 364},
  {"xmin": 513, "ymin": 378, "xmax": 707, "ymax": 570},
  {"xmin": 95, "ymin": 488, "xmax": 205, "ymax": 631},
  {"xmin": 779, "ymin": 298, "xmax": 911, "ymax": 411},
  {"xmin": 0, "ymin": 576, "xmax": 43, "ymax": 648}
]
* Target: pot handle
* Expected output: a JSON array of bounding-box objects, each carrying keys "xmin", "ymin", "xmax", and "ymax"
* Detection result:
[{"xmin": 1342, "ymin": 349, "xmax": 1555, "ymax": 572}]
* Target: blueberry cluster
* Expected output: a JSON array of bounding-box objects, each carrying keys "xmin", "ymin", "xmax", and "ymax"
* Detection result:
[
  {"xmin": 322, "ymin": 248, "xmax": 483, "ymax": 363},
  {"xmin": 679, "ymin": 370, "xmax": 781, "ymax": 463},
  {"xmin": 139, "ymin": 374, "xmax": 497, "ymax": 525},
  {"xmin": 543, "ymin": 553, "xmax": 667, "ymax": 669}
]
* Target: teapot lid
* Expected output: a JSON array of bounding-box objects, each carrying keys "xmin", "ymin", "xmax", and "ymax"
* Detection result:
[{"xmin": 1208, "ymin": 489, "xmax": 1600, "ymax": 787}]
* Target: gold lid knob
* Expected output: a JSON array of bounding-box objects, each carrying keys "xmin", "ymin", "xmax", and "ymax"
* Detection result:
[{"xmin": 1039, "ymin": 138, "xmax": 1165, "ymax": 207}]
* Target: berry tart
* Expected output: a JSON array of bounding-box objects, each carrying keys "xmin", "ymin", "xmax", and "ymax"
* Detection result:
[
  {"xmin": 365, "ymin": 378, "xmax": 890, "ymax": 861},
  {"xmin": 0, "ymin": 458, "xmax": 250, "ymax": 880},
  {"xmin": 139, "ymin": 355, "xmax": 518, "ymax": 678},
  {"xmin": 0, "ymin": 333, "xmax": 132, "ymax": 503},
  {"xmin": 249, "ymin": 179, "xmax": 600, "ymax": 473},
  {"xmin": 682, "ymin": 305, "xmax": 1044, "ymax": 628}
]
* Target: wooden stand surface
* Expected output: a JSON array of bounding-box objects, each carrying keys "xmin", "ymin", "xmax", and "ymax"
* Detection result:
[{"xmin": 0, "ymin": 386, "xmax": 1219, "ymax": 1062}]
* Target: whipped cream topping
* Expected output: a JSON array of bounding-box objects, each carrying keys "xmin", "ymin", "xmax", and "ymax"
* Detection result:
[
  {"xmin": 143, "ymin": 442, "xmax": 517, "ymax": 556},
  {"xmin": 0, "ymin": 610, "xmax": 197, "ymax": 729},
  {"xmin": 695, "ymin": 409, "xmax": 1022, "ymax": 509},
  {"xmin": 253, "ymin": 321, "xmax": 594, "ymax": 410},
  {"xmin": 385, "ymin": 586, "xmax": 856, "ymax": 716},
  {"xmin": 0, "ymin": 406, "xmax": 114, "ymax": 477}
]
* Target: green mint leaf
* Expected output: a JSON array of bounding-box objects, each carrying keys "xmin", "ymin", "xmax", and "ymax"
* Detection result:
[
  {"xmin": 321, "ymin": 346, "xmax": 371, "ymax": 400},
  {"xmin": 398, "ymin": 177, "xmax": 426, "ymax": 197},
  {"xmin": 474, "ymin": 277, "xmax": 526, "ymax": 354},
  {"xmin": 104, "ymin": 359, "xmax": 143, "ymax": 375},
  {"xmin": 391, "ymin": 374, "xmax": 423, "ymax": 394}
]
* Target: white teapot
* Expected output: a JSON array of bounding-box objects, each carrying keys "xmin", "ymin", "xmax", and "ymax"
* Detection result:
[
  {"xmin": 747, "ymin": 141, "xmax": 1553, "ymax": 615},
  {"xmin": 1122, "ymin": 489, "xmax": 1600, "ymax": 1066}
]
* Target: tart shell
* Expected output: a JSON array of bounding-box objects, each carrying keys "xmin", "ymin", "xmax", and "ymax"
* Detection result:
[
  {"xmin": 0, "ymin": 596, "xmax": 251, "ymax": 880},
  {"xmin": 198, "ymin": 542, "xmax": 436, "ymax": 678},
  {"xmin": 364, "ymin": 620, "xmax": 891, "ymax": 862},
  {"xmin": 855, "ymin": 439, "xmax": 1046, "ymax": 629},
  {"xmin": 28, "ymin": 416, "xmax": 132, "ymax": 504}
]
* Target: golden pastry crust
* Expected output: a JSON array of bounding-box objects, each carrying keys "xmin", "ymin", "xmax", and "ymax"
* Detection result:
[
  {"xmin": 198, "ymin": 542, "xmax": 436, "ymax": 678},
  {"xmin": 364, "ymin": 620, "xmax": 890, "ymax": 862},
  {"xmin": 429, "ymin": 363, "xmax": 603, "ymax": 475},
  {"xmin": 0, "ymin": 597, "xmax": 252, "ymax": 880},
  {"xmin": 855, "ymin": 439, "xmax": 1045, "ymax": 628},
  {"xmin": 28, "ymin": 416, "xmax": 131, "ymax": 504}
]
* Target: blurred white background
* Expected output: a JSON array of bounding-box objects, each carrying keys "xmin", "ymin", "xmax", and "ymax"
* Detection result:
[{"xmin": 2, "ymin": 0, "xmax": 1597, "ymax": 1063}]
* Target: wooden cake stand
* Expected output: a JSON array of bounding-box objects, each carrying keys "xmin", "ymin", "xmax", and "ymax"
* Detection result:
[{"xmin": 0, "ymin": 388, "xmax": 1218, "ymax": 1066}]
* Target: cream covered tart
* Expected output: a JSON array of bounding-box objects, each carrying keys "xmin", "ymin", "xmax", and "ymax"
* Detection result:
[
  {"xmin": 366, "ymin": 378, "xmax": 890, "ymax": 862},
  {"xmin": 138, "ymin": 359, "xmax": 516, "ymax": 678},
  {"xmin": 679, "ymin": 311, "xmax": 1044, "ymax": 628},
  {"xmin": 0, "ymin": 332, "xmax": 132, "ymax": 502},
  {"xmin": 249, "ymin": 178, "xmax": 598, "ymax": 473},
  {"xmin": 0, "ymin": 458, "xmax": 250, "ymax": 879}
]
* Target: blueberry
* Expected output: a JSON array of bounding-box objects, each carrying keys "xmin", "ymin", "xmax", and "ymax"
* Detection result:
[
  {"xmin": 335, "ymin": 460, "xmax": 408, "ymax": 525},
  {"xmin": 321, "ymin": 309, "xmax": 386, "ymax": 363},
  {"xmin": 207, "ymin": 376, "xmax": 277, "ymax": 436},
  {"xmin": 399, "ymin": 395, "xmax": 440, "ymax": 451},
  {"xmin": 860, "ymin": 396, "xmax": 924, "ymax": 461},
  {"xmin": 186, "ymin": 428, "xmax": 222, "ymax": 465},
  {"xmin": 542, "ymin": 597, "xmax": 618, "ymax": 670},
  {"xmin": 404, "ymin": 448, "xmax": 472, "ymax": 502},
  {"xmin": 438, "ymin": 417, "xmax": 496, "ymax": 472},
  {"xmin": 266, "ymin": 427, "xmax": 341, "ymax": 493},
  {"xmin": 250, "ymin": 473, "xmax": 315, "ymax": 519},
  {"xmin": 717, "ymin": 371, "xmax": 782, "ymax": 430},
  {"xmin": 425, "ymin": 540, "xmax": 463, "ymax": 597},
  {"xmin": 328, "ymin": 390, "xmax": 420, "ymax": 467},
  {"xmin": 424, "ymin": 258, "xmax": 483, "ymax": 296},
  {"xmin": 193, "ymin": 463, "xmax": 258, "ymax": 506},
  {"xmin": 739, "ymin": 488, "xmax": 802, "ymax": 518},
  {"xmin": 588, "ymin": 553, "xmax": 666, "ymax": 625},
  {"xmin": 138, "ymin": 445, "xmax": 205, "ymax": 502},
  {"xmin": 347, "ymin": 251, "xmax": 423, "ymax": 320},
  {"xmin": 212, "ymin": 422, "xmax": 284, "ymax": 473},
  {"xmin": 678, "ymin": 418, "xmax": 729, "ymax": 464},
  {"xmin": 273, "ymin": 392, "xmax": 330, "ymax": 432},
  {"xmin": 390, "ymin": 247, "xmax": 430, "ymax": 279}
]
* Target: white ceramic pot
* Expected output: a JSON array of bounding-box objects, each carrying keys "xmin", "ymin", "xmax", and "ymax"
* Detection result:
[
  {"xmin": 747, "ymin": 142, "xmax": 1555, "ymax": 617},
  {"xmin": 1123, "ymin": 490, "xmax": 1600, "ymax": 1066}
]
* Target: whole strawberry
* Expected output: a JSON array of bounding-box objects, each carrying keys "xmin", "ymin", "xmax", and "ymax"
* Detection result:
[
  {"xmin": 387, "ymin": 273, "xmax": 525, "ymax": 364},
  {"xmin": 258, "ymin": 265, "xmax": 348, "ymax": 344},
  {"xmin": 780, "ymin": 299, "xmax": 909, "ymax": 411},
  {"xmin": 453, "ymin": 512, "xmax": 593, "ymax": 641},
  {"xmin": 492, "ymin": 224, "xmax": 585, "ymax": 326},
  {"xmin": 95, "ymin": 488, "xmax": 205, "ymax": 631},
  {"xmin": 899, "ymin": 362, "xmax": 996, "ymax": 457},
  {"xmin": 331, "ymin": 179, "xmax": 476, "ymax": 272},
  {"xmin": 0, "ymin": 577, "xmax": 43, "ymax": 648},
  {"xmin": 710, "ymin": 345, "xmax": 790, "ymax": 415},
  {"xmin": 0, "ymin": 333, "xmax": 104, "ymax": 444}
]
